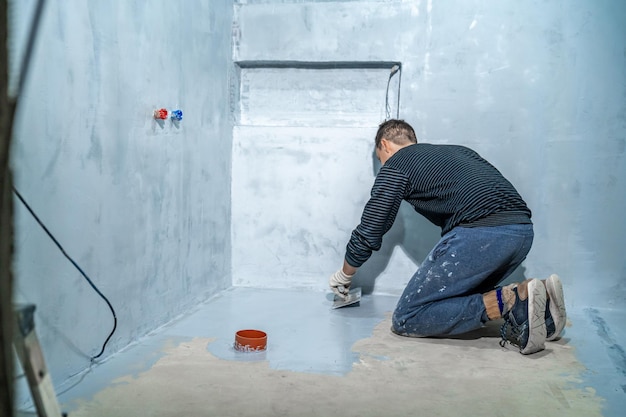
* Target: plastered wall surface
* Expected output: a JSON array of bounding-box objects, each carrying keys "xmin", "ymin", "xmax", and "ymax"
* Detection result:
[
  {"xmin": 231, "ymin": 0, "xmax": 626, "ymax": 311},
  {"xmin": 10, "ymin": 0, "xmax": 233, "ymax": 397}
]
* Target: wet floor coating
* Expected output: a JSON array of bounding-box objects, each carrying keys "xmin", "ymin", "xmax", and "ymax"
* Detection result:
[
  {"xmin": 161, "ymin": 287, "xmax": 399, "ymax": 375},
  {"xmin": 45, "ymin": 287, "xmax": 624, "ymax": 417},
  {"xmin": 51, "ymin": 287, "xmax": 399, "ymax": 412}
]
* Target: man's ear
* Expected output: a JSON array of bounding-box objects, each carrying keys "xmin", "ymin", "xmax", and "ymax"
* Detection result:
[{"xmin": 380, "ymin": 138, "xmax": 390, "ymax": 153}]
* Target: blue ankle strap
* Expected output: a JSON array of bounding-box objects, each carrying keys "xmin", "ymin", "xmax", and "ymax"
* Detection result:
[{"xmin": 497, "ymin": 288, "xmax": 504, "ymax": 315}]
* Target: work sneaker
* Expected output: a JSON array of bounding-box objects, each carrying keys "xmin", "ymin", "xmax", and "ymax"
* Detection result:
[
  {"xmin": 499, "ymin": 278, "xmax": 547, "ymax": 355},
  {"xmin": 544, "ymin": 274, "xmax": 566, "ymax": 341}
]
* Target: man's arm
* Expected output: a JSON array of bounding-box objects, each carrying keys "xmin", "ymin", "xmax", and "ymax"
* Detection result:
[
  {"xmin": 330, "ymin": 167, "xmax": 409, "ymax": 299},
  {"xmin": 344, "ymin": 166, "xmax": 409, "ymax": 268},
  {"xmin": 342, "ymin": 259, "xmax": 357, "ymax": 276}
]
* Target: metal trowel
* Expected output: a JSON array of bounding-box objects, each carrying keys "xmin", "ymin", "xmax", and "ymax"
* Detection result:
[{"xmin": 332, "ymin": 287, "xmax": 362, "ymax": 309}]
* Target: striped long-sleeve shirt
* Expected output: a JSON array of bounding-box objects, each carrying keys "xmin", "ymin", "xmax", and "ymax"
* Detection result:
[{"xmin": 345, "ymin": 143, "xmax": 532, "ymax": 268}]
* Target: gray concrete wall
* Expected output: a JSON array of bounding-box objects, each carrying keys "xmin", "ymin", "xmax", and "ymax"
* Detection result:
[
  {"xmin": 231, "ymin": 0, "xmax": 626, "ymax": 311},
  {"xmin": 9, "ymin": 0, "xmax": 233, "ymax": 396}
]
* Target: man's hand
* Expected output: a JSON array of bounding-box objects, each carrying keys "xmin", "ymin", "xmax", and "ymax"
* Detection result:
[{"xmin": 329, "ymin": 269, "xmax": 355, "ymax": 300}]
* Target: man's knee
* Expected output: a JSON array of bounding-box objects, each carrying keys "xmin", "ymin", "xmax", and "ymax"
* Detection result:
[{"xmin": 391, "ymin": 309, "xmax": 431, "ymax": 338}]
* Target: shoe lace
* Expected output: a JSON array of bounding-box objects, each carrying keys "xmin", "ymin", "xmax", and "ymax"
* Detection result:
[{"xmin": 499, "ymin": 316, "xmax": 527, "ymax": 349}]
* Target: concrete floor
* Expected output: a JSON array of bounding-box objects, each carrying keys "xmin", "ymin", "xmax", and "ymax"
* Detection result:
[{"xmin": 20, "ymin": 287, "xmax": 626, "ymax": 416}]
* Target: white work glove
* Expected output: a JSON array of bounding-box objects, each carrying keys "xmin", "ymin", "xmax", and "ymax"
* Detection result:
[{"xmin": 329, "ymin": 269, "xmax": 354, "ymax": 300}]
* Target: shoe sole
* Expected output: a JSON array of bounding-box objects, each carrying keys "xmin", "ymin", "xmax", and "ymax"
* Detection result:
[
  {"xmin": 521, "ymin": 279, "xmax": 547, "ymax": 355},
  {"xmin": 545, "ymin": 274, "xmax": 566, "ymax": 341}
]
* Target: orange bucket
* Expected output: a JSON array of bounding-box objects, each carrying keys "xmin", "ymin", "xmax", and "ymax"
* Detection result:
[{"xmin": 234, "ymin": 329, "xmax": 267, "ymax": 352}]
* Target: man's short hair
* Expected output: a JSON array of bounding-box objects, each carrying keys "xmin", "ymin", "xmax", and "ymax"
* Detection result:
[{"xmin": 375, "ymin": 119, "xmax": 418, "ymax": 149}]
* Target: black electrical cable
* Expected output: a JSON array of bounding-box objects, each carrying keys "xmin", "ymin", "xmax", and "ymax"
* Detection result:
[
  {"xmin": 385, "ymin": 64, "xmax": 401, "ymax": 120},
  {"xmin": 13, "ymin": 0, "xmax": 46, "ymax": 101},
  {"xmin": 12, "ymin": 187, "xmax": 117, "ymax": 361},
  {"xmin": 385, "ymin": 74, "xmax": 393, "ymax": 120},
  {"xmin": 396, "ymin": 66, "xmax": 402, "ymax": 119},
  {"xmin": 8, "ymin": 0, "xmax": 117, "ymax": 362}
]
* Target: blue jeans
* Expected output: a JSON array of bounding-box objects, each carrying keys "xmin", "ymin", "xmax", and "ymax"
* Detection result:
[{"xmin": 391, "ymin": 224, "xmax": 534, "ymax": 337}]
